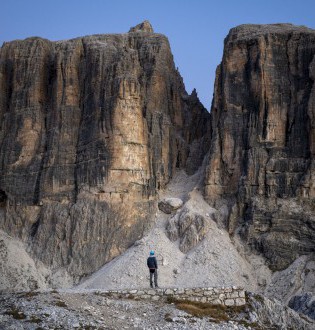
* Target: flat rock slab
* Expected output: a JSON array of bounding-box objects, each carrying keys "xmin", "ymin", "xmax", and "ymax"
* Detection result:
[{"xmin": 158, "ymin": 198, "xmax": 183, "ymax": 214}]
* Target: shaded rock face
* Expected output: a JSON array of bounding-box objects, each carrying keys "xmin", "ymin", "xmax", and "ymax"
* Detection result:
[
  {"xmin": 264, "ymin": 255, "xmax": 315, "ymax": 304},
  {"xmin": 205, "ymin": 24, "xmax": 315, "ymax": 270},
  {"xmin": 0, "ymin": 22, "xmax": 210, "ymax": 281},
  {"xmin": 289, "ymin": 292, "xmax": 315, "ymax": 320}
]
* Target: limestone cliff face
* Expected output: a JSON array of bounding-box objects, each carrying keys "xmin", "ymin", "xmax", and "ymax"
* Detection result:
[
  {"xmin": 205, "ymin": 24, "xmax": 315, "ymax": 270},
  {"xmin": 0, "ymin": 21, "xmax": 210, "ymax": 280}
]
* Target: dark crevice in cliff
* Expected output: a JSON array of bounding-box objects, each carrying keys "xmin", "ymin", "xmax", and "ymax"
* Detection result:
[
  {"xmin": 33, "ymin": 111, "xmax": 49, "ymax": 205},
  {"xmin": 30, "ymin": 217, "xmax": 41, "ymax": 237},
  {"xmin": 261, "ymin": 38, "xmax": 269, "ymax": 141},
  {"xmin": 33, "ymin": 146, "xmax": 45, "ymax": 204},
  {"xmin": 241, "ymin": 43, "xmax": 254, "ymax": 178},
  {"xmin": 4, "ymin": 60, "xmax": 13, "ymax": 114},
  {"xmin": 285, "ymin": 33, "xmax": 294, "ymax": 151},
  {"xmin": 217, "ymin": 120, "xmax": 228, "ymax": 184},
  {"xmin": 0, "ymin": 58, "xmax": 13, "ymax": 177},
  {"xmin": 285, "ymin": 33, "xmax": 312, "ymax": 160},
  {"xmin": 33, "ymin": 53, "xmax": 55, "ymax": 205},
  {"xmin": 0, "ymin": 189, "xmax": 7, "ymax": 207},
  {"xmin": 262, "ymin": 93, "xmax": 269, "ymax": 140},
  {"xmin": 73, "ymin": 39, "xmax": 87, "ymax": 203},
  {"xmin": 215, "ymin": 63, "xmax": 227, "ymax": 175}
]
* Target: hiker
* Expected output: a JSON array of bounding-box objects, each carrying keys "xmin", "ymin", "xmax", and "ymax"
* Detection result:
[{"xmin": 147, "ymin": 250, "xmax": 158, "ymax": 288}]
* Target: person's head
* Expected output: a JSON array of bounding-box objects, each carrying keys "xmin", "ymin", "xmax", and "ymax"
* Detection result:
[{"xmin": 150, "ymin": 250, "xmax": 154, "ymax": 256}]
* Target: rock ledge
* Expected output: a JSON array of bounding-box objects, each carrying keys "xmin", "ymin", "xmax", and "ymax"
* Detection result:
[{"xmin": 129, "ymin": 20, "xmax": 154, "ymax": 33}]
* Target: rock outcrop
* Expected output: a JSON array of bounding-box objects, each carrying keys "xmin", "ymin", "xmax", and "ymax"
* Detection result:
[
  {"xmin": 2, "ymin": 290, "xmax": 313, "ymax": 329},
  {"xmin": 158, "ymin": 197, "xmax": 183, "ymax": 214},
  {"xmin": 205, "ymin": 24, "xmax": 315, "ymax": 270},
  {"xmin": 289, "ymin": 292, "xmax": 315, "ymax": 320},
  {"xmin": 129, "ymin": 20, "xmax": 154, "ymax": 33},
  {"xmin": 0, "ymin": 21, "xmax": 210, "ymax": 282},
  {"xmin": 247, "ymin": 292, "xmax": 314, "ymax": 329},
  {"xmin": 166, "ymin": 205, "xmax": 208, "ymax": 253}
]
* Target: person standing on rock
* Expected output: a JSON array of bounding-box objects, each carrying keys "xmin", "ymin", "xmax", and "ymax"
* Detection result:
[{"xmin": 147, "ymin": 250, "xmax": 158, "ymax": 288}]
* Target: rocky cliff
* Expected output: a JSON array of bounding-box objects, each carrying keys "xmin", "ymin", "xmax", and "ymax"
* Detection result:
[
  {"xmin": 0, "ymin": 21, "xmax": 210, "ymax": 282},
  {"xmin": 1, "ymin": 20, "xmax": 315, "ymax": 303},
  {"xmin": 205, "ymin": 24, "xmax": 315, "ymax": 271}
]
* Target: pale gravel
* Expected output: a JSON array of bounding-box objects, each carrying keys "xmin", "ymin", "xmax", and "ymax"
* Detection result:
[
  {"xmin": 76, "ymin": 170, "xmax": 260, "ymax": 292},
  {"xmin": 0, "ymin": 230, "xmax": 73, "ymax": 292}
]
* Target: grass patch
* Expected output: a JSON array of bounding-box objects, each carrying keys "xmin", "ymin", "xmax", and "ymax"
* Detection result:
[
  {"xmin": 4, "ymin": 307, "xmax": 26, "ymax": 320},
  {"xmin": 54, "ymin": 300, "xmax": 67, "ymax": 308},
  {"xmin": 167, "ymin": 298, "xmax": 252, "ymax": 325},
  {"xmin": 175, "ymin": 301, "xmax": 229, "ymax": 322},
  {"xmin": 166, "ymin": 296, "xmax": 177, "ymax": 304}
]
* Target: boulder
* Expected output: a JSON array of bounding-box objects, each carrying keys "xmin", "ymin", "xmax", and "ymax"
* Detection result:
[
  {"xmin": 166, "ymin": 207, "xmax": 208, "ymax": 253},
  {"xmin": 158, "ymin": 198, "xmax": 183, "ymax": 214}
]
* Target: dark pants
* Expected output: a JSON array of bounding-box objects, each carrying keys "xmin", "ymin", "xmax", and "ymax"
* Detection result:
[{"xmin": 149, "ymin": 269, "xmax": 158, "ymax": 287}]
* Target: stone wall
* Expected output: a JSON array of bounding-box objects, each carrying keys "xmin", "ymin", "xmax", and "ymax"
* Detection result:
[{"xmin": 93, "ymin": 286, "xmax": 246, "ymax": 307}]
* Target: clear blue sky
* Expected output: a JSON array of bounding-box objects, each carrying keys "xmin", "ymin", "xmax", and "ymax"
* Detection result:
[{"xmin": 2, "ymin": 0, "xmax": 315, "ymax": 109}]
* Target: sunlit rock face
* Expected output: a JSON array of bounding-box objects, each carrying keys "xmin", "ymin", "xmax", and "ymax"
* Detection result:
[
  {"xmin": 205, "ymin": 24, "xmax": 315, "ymax": 270},
  {"xmin": 0, "ymin": 21, "xmax": 210, "ymax": 280}
]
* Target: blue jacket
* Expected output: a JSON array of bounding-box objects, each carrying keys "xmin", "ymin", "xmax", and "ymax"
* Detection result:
[{"xmin": 147, "ymin": 256, "xmax": 158, "ymax": 269}]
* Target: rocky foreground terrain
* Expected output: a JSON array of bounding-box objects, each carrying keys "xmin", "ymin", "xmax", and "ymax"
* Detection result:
[
  {"xmin": 1, "ymin": 21, "xmax": 315, "ymax": 329},
  {"xmin": 0, "ymin": 289, "xmax": 314, "ymax": 330}
]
